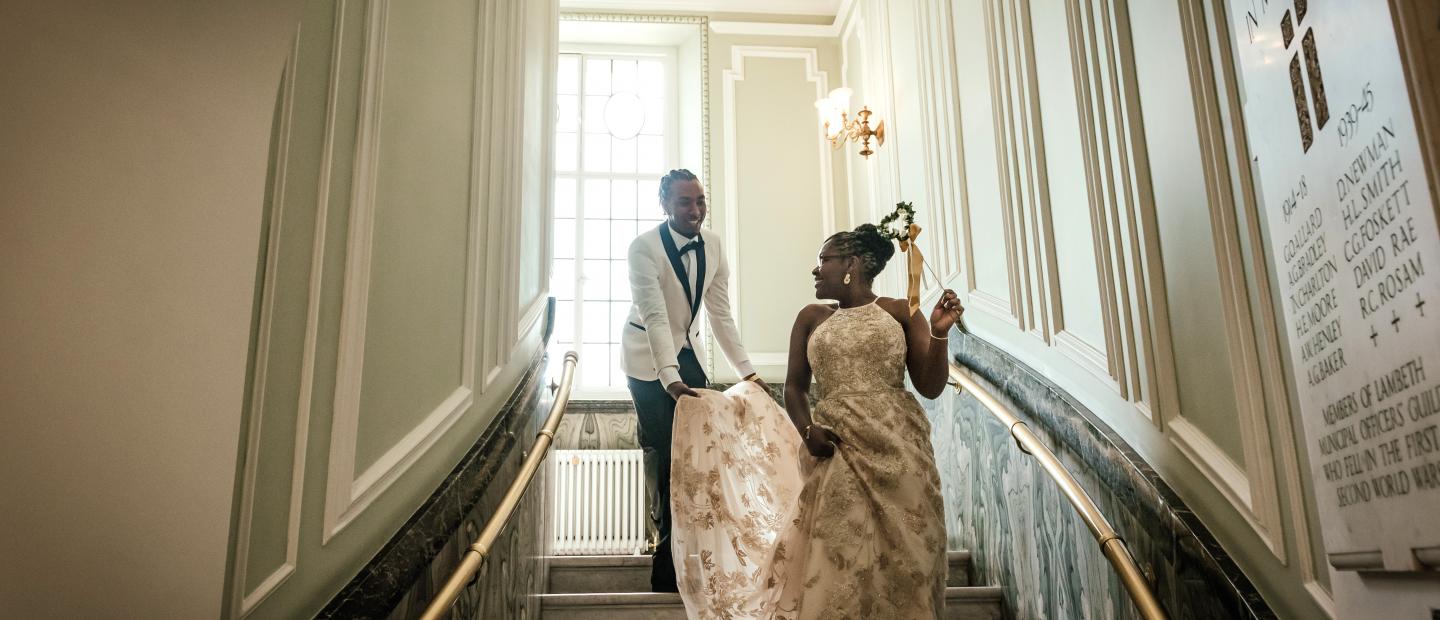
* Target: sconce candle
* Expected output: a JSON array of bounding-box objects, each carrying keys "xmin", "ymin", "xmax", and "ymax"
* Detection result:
[{"xmin": 814, "ymin": 87, "xmax": 885, "ymax": 158}]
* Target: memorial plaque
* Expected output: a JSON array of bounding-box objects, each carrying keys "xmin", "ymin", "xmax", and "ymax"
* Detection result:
[{"xmin": 1228, "ymin": 0, "xmax": 1440, "ymax": 571}]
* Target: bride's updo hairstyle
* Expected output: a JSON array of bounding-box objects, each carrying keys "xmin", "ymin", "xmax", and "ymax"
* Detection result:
[{"xmin": 825, "ymin": 223, "xmax": 896, "ymax": 280}]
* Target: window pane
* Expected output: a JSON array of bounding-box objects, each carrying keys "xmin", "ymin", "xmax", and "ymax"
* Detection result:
[
  {"xmin": 605, "ymin": 93, "xmax": 645, "ymax": 140},
  {"xmin": 609, "ymin": 301, "xmax": 630, "ymax": 342},
  {"xmin": 612, "ymin": 59, "xmax": 638, "ymax": 95},
  {"xmin": 611, "ymin": 180, "xmax": 637, "ymax": 219},
  {"xmin": 558, "ymin": 55, "xmax": 580, "ymax": 95},
  {"xmin": 584, "ymin": 59, "xmax": 610, "ymax": 95},
  {"xmin": 555, "ymin": 132, "xmax": 577, "ymax": 172},
  {"xmin": 553, "ymin": 218, "xmax": 575, "ymax": 259},
  {"xmin": 582, "ymin": 258, "xmax": 608, "ymax": 300},
  {"xmin": 583, "ymin": 95, "xmax": 607, "ymax": 132},
  {"xmin": 610, "ymin": 345, "xmax": 626, "ymax": 387},
  {"xmin": 637, "ymin": 135, "xmax": 663, "ymax": 173},
  {"xmin": 554, "ymin": 52, "xmax": 680, "ymax": 381},
  {"xmin": 641, "ymin": 97, "xmax": 664, "ymax": 135},
  {"xmin": 583, "ymin": 179, "xmax": 610, "ymax": 219},
  {"xmin": 581, "ymin": 343, "xmax": 610, "ymax": 385},
  {"xmin": 553, "ymin": 299, "xmax": 574, "ymax": 344},
  {"xmin": 613, "ymin": 137, "xmax": 637, "ymax": 173},
  {"xmin": 638, "ymin": 60, "xmax": 663, "ymax": 99},
  {"xmin": 637, "ymin": 180, "xmax": 659, "ymax": 216},
  {"xmin": 556, "ymin": 94, "xmax": 579, "ymax": 132},
  {"xmin": 611, "ymin": 261, "xmax": 632, "ymax": 302},
  {"xmin": 554, "ymin": 177, "xmax": 576, "ymax": 218},
  {"xmin": 609, "ymin": 222, "xmax": 634, "ymax": 260},
  {"xmin": 583, "ymin": 133, "xmax": 611, "ymax": 172},
  {"xmin": 582, "ymin": 302, "xmax": 610, "ymax": 343},
  {"xmin": 582, "ymin": 219, "xmax": 610, "ymax": 260},
  {"xmin": 551, "ymin": 259, "xmax": 575, "ymax": 300}
]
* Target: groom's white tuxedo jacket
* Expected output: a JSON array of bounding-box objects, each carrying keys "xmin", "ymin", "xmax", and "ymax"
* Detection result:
[{"xmin": 622, "ymin": 223, "xmax": 755, "ymax": 385}]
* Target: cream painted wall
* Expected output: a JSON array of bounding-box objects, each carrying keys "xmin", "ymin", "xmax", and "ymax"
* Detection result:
[
  {"xmin": 224, "ymin": 0, "xmax": 558, "ymax": 617},
  {"xmin": 0, "ymin": 2, "xmax": 304, "ymax": 618},
  {"xmin": 708, "ymin": 33, "xmax": 847, "ymax": 381},
  {"xmin": 829, "ymin": 0, "xmax": 1342, "ymax": 616},
  {"xmin": 0, "ymin": 0, "xmax": 554, "ymax": 617}
]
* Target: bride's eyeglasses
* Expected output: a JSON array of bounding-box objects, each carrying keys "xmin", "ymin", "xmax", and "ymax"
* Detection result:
[{"xmin": 815, "ymin": 254, "xmax": 849, "ymax": 269}]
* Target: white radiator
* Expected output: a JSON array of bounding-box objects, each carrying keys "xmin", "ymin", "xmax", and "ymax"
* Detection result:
[{"xmin": 550, "ymin": 449, "xmax": 647, "ymax": 555}]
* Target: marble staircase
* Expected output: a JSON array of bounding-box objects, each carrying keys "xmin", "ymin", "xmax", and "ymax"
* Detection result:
[{"xmin": 538, "ymin": 550, "xmax": 1004, "ymax": 619}]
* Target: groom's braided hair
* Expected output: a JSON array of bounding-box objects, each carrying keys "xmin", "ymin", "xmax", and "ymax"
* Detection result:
[
  {"xmin": 659, "ymin": 169, "xmax": 699, "ymax": 203},
  {"xmin": 826, "ymin": 224, "xmax": 895, "ymax": 280}
]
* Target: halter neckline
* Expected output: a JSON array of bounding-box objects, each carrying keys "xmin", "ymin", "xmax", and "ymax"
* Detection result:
[{"xmin": 835, "ymin": 298, "xmax": 879, "ymax": 312}]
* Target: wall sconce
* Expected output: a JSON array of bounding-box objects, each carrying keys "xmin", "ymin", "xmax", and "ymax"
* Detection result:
[{"xmin": 815, "ymin": 87, "xmax": 885, "ymax": 158}]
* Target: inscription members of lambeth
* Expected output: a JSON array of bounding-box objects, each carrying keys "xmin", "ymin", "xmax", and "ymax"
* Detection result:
[{"xmin": 1319, "ymin": 359, "xmax": 1440, "ymax": 508}]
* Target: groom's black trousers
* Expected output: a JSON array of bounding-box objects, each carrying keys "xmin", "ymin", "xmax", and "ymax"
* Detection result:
[{"xmin": 626, "ymin": 347, "xmax": 708, "ymax": 593}]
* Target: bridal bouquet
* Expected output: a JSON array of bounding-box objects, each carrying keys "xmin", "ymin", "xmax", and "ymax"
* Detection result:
[{"xmin": 878, "ymin": 201, "xmax": 926, "ymax": 316}]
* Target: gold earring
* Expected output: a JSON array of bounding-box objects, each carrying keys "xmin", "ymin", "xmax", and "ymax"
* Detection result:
[{"xmin": 844, "ymin": 273, "xmax": 852, "ymax": 285}]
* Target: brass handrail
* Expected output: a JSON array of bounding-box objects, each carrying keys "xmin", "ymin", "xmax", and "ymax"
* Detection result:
[
  {"xmin": 947, "ymin": 362, "xmax": 1167, "ymax": 620},
  {"xmin": 420, "ymin": 350, "xmax": 579, "ymax": 620}
]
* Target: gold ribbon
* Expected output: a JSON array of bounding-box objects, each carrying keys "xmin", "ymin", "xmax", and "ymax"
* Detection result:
[{"xmin": 898, "ymin": 223, "xmax": 924, "ymax": 316}]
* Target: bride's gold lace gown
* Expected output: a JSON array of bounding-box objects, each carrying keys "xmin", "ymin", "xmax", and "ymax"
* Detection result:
[
  {"xmin": 776, "ymin": 301, "xmax": 948, "ymax": 618},
  {"xmin": 669, "ymin": 301, "xmax": 946, "ymax": 619}
]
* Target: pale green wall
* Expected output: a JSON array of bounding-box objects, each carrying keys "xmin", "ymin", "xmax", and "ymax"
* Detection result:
[
  {"xmin": 0, "ymin": 2, "xmax": 304, "ymax": 618},
  {"xmin": 708, "ymin": 33, "xmax": 847, "ymax": 381},
  {"xmin": 228, "ymin": 0, "xmax": 557, "ymax": 617},
  {"xmin": 356, "ymin": 0, "xmax": 477, "ymax": 472}
]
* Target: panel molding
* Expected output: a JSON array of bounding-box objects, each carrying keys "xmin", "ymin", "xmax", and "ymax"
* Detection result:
[
  {"xmin": 1064, "ymin": 0, "xmax": 1133, "ymax": 400},
  {"xmin": 322, "ymin": 0, "xmax": 480, "ymax": 543},
  {"xmin": 519, "ymin": 0, "xmax": 560, "ymax": 341},
  {"xmin": 1061, "ymin": 0, "xmax": 1188, "ymax": 420},
  {"xmin": 839, "ymin": 7, "xmax": 871, "ymax": 233},
  {"xmin": 972, "ymin": 0, "xmax": 1028, "ymax": 328},
  {"xmin": 910, "ymin": 0, "xmax": 970, "ymax": 293},
  {"xmin": 931, "ymin": 0, "xmax": 990, "ymax": 317},
  {"xmin": 501, "ymin": 0, "xmax": 527, "ymax": 361},
  {"xmin": 229, "ymin": 24, "xmax": 304, "ymax": 618},
  {"xmin": 1173, "ymin": 0, "xmax": 1302, "ymax": 567},
  {"xmin": 721, "ymin": 45, "xmax": 832, "ymax": 352},
  {"xmin": 1054, "ymin": 329, "xmax": 1113, "ymax": 386},
  {"xmin": 1170, "ymin": 418, "xmax": 1283, "ymax": 555},
  {"xmin": 480, "ymin": 0, "xmax": 513, "ymax": 391},
  {"xmin": 990, "ymin": 0, "xmax": 1062, "ymax": 341}
]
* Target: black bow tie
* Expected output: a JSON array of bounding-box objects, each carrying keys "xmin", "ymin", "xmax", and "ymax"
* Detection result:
[{"xmin": 678, "ymin": 238, "xmax": 704, "ymax": 255}]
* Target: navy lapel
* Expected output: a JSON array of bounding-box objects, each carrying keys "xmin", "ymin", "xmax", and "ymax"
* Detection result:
[
  {"xmin": 691, "ymin": 235, "xmax": 706, "ymax": 318},
  {"xmin": 658, "ymin": 225, "xmax": 696, "ymax": 320}
]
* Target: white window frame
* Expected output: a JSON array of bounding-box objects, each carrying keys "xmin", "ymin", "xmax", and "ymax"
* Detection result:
[{"xmin": 552, "ymin": 44, "xmax": 680, "ymax": 399}]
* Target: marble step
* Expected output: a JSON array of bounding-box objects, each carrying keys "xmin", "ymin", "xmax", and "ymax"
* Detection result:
[
  {"xmin": 546, "ymin": 555, "xmax": 652, "ymax": 594},
  {"xmin": 947, "ymin": 550, "xmax": 973, "ymax": 586},
  {"xmin": 546, "ymin": 551, "xmax": 974, "ymax": 594},
  {"xmin": 538, "ymin": 586, "xmax": 1004, "ymax": 619}
]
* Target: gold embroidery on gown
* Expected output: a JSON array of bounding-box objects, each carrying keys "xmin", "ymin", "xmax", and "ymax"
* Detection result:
[
  {"xmin": 672, "ymin": 383, "xmax": 805, "ymax": 619},
  {"xmin": 671, "ymin": 302, "xmax": 947, "ymax": 620}
]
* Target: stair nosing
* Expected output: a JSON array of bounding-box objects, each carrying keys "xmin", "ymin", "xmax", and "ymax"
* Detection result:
[
  {"xmin": 545, "ymin": 554, "xmax": 652, "ymax": 568},
  {"xmin": 944, "ymin": 585, "xmax": 1004, "ymax": 600},
  {"xmin": 539, "ymin": 592, "xmax": 684, "ymax": 608}
]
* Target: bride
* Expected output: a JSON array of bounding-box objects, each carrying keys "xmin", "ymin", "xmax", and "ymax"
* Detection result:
[{"xmin": 669, "ymin": 223, "xmax": 965, "ymax": 619}]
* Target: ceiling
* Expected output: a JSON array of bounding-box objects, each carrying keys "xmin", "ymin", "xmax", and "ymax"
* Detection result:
[{"xmin": 557, "ymin": 0, "xmax": 843, "ymax": 18}]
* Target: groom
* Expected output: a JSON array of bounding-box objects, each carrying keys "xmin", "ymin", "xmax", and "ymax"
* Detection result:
[{"xmin": 622, "ymin": 169, "xmax": 767, "ymax": 592}]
